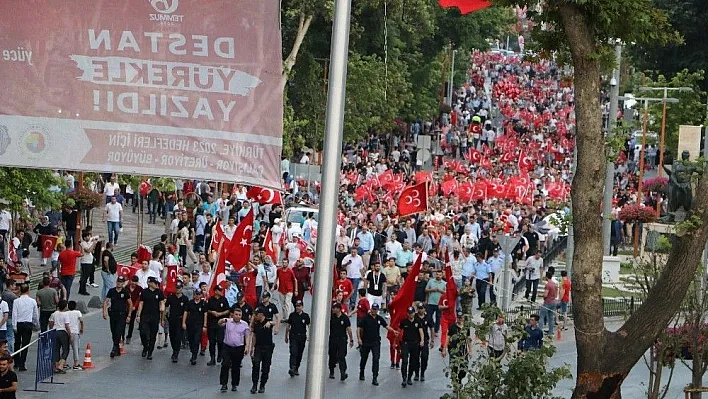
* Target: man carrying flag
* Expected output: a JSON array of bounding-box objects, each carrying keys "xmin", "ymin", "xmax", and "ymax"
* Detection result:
[
  {"xmin": 386, "ymin": 254, "xmax": 422, "ymax": 371},
  {"xmin": 438, "ymin": 264, "xmax": 459, "ymax": 351}
]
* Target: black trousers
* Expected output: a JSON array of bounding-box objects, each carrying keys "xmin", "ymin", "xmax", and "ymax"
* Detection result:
[
  {"xmin": 251, "ymin": 344, "xmax": 274, "ymax": 387},
  {"xmin": 186, "ymin": 324, "xmax": 202, "ymax": 357},
  {"xmin": 109, "ymin": 311, "xmax": 127, "ymax": 351},
  {"xmin": 168, "ymin": 321, "xmax": 183, "ymax": 354},
  {"xmin": 328, "ymin": 338, "xmax": 347, "ymax": 373},
  {"xmin": 359, "ymin": 342, "xmax": 381, "ymax": 377},
  {"xmin": 13, "ymin": 322, "xmax": 33, "ymax": 368},
  {"xmin": 417, "ymin": 342, "xmax": 429, "ymax": 376},
  {"xmin": 40, "ymin": 310, "xmax": 53, "ymax": 332},
  {"xmin": 125, "ymin": 309, "xmax": 138, "ymax": 339},
  {"xmin": 208, "ymin": 326, "xmax": 224, "ymax": 360},
  {"xmin": 139, "ymin": 317, "xmax": 159, "ymax": 353},
  {"xmin": 220, "ymin": 344, "xmax": 246, "ymax": 386},
  {"xmin": 78, "ymin": 263, "xmax": 93, "ymax": 294},
  {"xmin": 476, "ymin": 278, "xmax": 489, "ymax": 307},
  {"xmin": 525, "ymin": 279, "xmax": 540, "ymax": 302},
  {"xmin": 289, "ymin": 334, "xmax": 306, "ymax": 371},
  {"xmin": 401, "ymin": 342, "xmax": 420, "ymax": 380}
]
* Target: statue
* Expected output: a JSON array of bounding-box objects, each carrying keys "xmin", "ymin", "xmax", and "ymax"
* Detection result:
[{"xmin": 663, "ymin": 150, "xmax": 696, "ymax": 213}]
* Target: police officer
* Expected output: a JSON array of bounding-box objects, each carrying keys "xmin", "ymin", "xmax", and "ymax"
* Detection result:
[
  {"xmin": 206, "ymin": 285, "xmax": 230, "ymax": 366},
  {"xmin": 250, "ymin": 307, "xmax": 276, "ymax": 394},
  {"xmin": 102, "ymin": 275, "xmax": 132, "ymax": 358},
  {"xmin": 357, "ymin": 303, "xmax": 397, "ymax": 386},
  {"xmin": 256, "ymin": 292, "xmax": 280, "ymax": 332},
  {"xmin": 285, "ymin": 299, "xmax": 310, "ymax": 377},
  {"xmin": 136, "ymin": 276, "xmax": 165, "ymax": 360},
  {"xmin": 234, "ymin": 293, "xmax": 254, "ymax": 325},
  {"xmin": 165, "ymin": 281, "xmax": 189, "ymax": 363},
  {"xmin": 328, "ymin": 302, "xmax": 353, "ymax": 381},
  {"xmin": 183, "ymin": 288, "xmax": 208, "ymax": 365},
  {"xmin": 414, "ymin": 303, "xmax": 433, "ymax": 381},
  {"xmin": 399, "ymin": 306, "xmax": 424, "ymax": 387}
]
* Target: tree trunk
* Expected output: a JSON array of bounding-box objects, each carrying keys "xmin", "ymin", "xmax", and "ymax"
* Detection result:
[
  {"xmin": 281, "ymin": 12, "xmax": 314, "ymax": 92},
  {"xmin": 559, "ymin": 3, "xmax": 708, "ymax": 398}
]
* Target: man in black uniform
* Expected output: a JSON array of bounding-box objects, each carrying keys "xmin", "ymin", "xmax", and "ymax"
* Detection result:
[
  {"xmin": 165, "ymin": 281, "xmax": 189, "ymax": 363},
  {"xmin": 234, "ymin": 293, "xmax": 253, "ymax": 325},
  {"xmin": 255, "ymin": 292, "xmax": 280, "ymax": 334},
  {"xmin": 206, "ymin": 285, "xmax": 230, "ymax": 366},
  {"xmin": 414, "ymin": 303, "xmax": 433, "ymax": 381},
  {"xmin": 250, "ymin": 307, "xmax": 276, "ymax": 394},
  {"xmin": 285, "ymin": 299, "xmax": 310, "ymax": 377},
  {"xmin": 442, "ymin": 311, "xmax": 472, "ymax": 387},
  {"xmin": 102, "ymin": 276, "xmax": 132, "ymax": 358},
  {"xmin": 357, "ymin": 303, "xmax": 397, "ymax": 386},
  {"xmin": 136, "ymin": 276, "xmax": 165, "ymax": 360},
  {"xmin": 399, "ymin": 306, "xmax": 424, "ymax": 387},
  {"xmin": 328, "ymin": 302, "xmax": 353, "ymax": 381},
  {"xmin": 183, "ymin": 288, "xmax": 208, "ymax": 365}
]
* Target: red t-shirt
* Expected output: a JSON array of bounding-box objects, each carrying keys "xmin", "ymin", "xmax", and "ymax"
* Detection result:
[
  {"xmin": 277, "ymin": 268, "xmax": 296, "ymax": 294},
  {"xmin": 57, "ymin": 249, "xmax": 82, "ymax": 276},
  {"xmin": 356, "ymin": 297, "xmax": 370, "ymax": 320},
  {"xmin": 561, "ymin": 278, "xmax": 572, "ymax": 303},
  {"xmin": 333, "ymin": 278, "xmax": 353, "ymax": 301},
  {"xmin": 128, "ymin": 285, "xmax": 143, "ymax": 308}
]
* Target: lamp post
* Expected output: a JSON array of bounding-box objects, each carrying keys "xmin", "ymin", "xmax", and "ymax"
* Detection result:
[
  {"xmin": 602, "ymin": 42, "xmax": 622, "ymax": 256},
  {"xmin": 447, "ymin": 49, "xmax": 458, "ymax": 106}
]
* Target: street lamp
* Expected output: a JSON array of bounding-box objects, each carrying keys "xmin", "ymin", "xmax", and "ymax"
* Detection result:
[{"xmin": 447, "ymin": 49, "xmax": 458, "ymax": 106}]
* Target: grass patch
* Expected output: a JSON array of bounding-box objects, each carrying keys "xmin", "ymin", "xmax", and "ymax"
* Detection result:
[
  {"xmin": 602, "ymin": 287, "xmax": 640, "ymax": 298},
  {"xmin": 620, "ymin": 262, "xmax": 633, "ymax": 275}
]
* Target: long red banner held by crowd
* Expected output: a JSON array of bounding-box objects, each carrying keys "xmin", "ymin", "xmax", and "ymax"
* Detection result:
[{"xmin": 0, "ymin": 0, "xmax": 283, "ymax": 187}]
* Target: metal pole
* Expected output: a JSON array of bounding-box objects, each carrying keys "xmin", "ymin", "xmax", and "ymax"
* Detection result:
[
  {"xmin": 448, "ymin": 49, "xmax": 456, "ymax": 106},
  {"xmin": 637, "ymin": 100, "xmax": 649, "ymax": 202},
  {"xmin": 567, "ymin": 145, "xmax": 578, "ymax": 276},
  {"xmin": 602, "ymin": 43, "xmax": 622, "ymax": 256},
  {"xmin": 303, "ymin": 0, "xmax": 351, "ymax": 397}
]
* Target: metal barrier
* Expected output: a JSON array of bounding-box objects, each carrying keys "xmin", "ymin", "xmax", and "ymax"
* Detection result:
[
  {"xmin": 23, "ymin": 328, "xmax": 63, "ymax": 393},
  {"xmin": 501, "ymin": 297, "xmax": 640, "ymax": 322}
]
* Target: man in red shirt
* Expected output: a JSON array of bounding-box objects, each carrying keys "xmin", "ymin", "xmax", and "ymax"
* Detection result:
[
  {"xmin": 238, "ymin": 263, "xmax": 258, "ymax": 308},
  {"xmin": 292, "ymin": 260, "xmax": 311, "ymax": 305},
  {"xmin": 333, "ymin": 270, "xmax": 353, "ymax": 305},
  {"xmin": 124, "ymin": 275, "xmax": 143, "ymax": 345},
  {"xmin": 57, "ymin": 243, "xmax": 81, "ymax": 299},
  {"xmin": 275, "ymin": 261, "xmax": 297, "ymax": 322}
]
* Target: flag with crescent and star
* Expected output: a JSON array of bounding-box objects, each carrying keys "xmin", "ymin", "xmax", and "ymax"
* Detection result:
[
  {"xmin": 41, "ymin": 235, "xmax": 58, "ymax": 259},
  {"xmin": 225, "ymin": 209, "xmax": 254, "ymax": 269},
  {"xmin": 246, "ymin": 186, "xmax": 283, "ymax": 205},
  {"xmin": 211, "ymin": 221, "xmax": 229, "ymax": 252},
  {"xmin": 263, "ymin": 228, "xmax": 277, "ymax": 264}
]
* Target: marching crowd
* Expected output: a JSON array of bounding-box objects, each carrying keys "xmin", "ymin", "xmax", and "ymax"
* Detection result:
[{"xmin": 0, "ymin": 49, "xmax": 584, "ymax": 396}]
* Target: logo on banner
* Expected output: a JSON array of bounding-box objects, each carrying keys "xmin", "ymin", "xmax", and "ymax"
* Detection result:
[
  {"xmin": 17, "ymin": 125, "xmax": 52, "ymax": 160},
  {"xmin": 148, "ymin": 0, "xmax": 183, "ymax": 23},
  {"xmin": 0, "ymin": 125, "xmax": 10, "ymax": 155}
]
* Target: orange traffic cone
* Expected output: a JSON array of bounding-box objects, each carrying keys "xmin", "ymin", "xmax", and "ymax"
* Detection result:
[
  {"xmin": 556, "ymin": 328, "xmax": 562, "ymax": 341},
  {"xmin": 82, "ymin": 343, "xmax": 95, "ymax": 369},
  {"xmin": 119, "ymin": 339, "xmax": 126, "ymax": 355}
]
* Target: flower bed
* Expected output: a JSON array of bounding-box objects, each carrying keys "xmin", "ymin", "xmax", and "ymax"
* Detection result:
[{"xmin": 618, "ymin": 203, "xmax": 658, "ymax": 224}]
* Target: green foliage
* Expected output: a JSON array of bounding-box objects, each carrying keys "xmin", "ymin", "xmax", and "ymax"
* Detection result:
[
  {"xmin": 117, "ymin": 174, "xmax": 142, "ymax": 190},
  {"xmin": 441, "ymin": 308, "xmax": 571, "ymax": 399},
  {"xmin": 0, "ymin": 167, "xmax": 64, "ymax": 213}
]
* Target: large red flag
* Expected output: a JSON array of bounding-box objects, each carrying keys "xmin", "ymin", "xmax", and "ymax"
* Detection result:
[
  {"xmin": 117, "ymin": 264, "xmax": 140, "ymax": 280},
  {"xmin": 164, "ymin": 265, "xmax": 179, "ymax": 295},
  {"xmin": 263, "ymin": 228, "xmax": 277, "ymax": 264},
  {"xmin": 397, "ymin": 182, "xmax": 428, "ymax": 217},
  {"xmin": 211, "ymin": 222, "xmax": 229, "ymax": 251},
  {"xmin": 387, "ymin": 254, "xmax": 423, "ymax": 344},
  {"xmin": 440, "ymin": 264, "xmax": 460, "ymax": 348},
  {"xmin": 225, "ymin": 209, "xmax": 254, "ymax": 269},
  {"xmin": 208, "ymin": 244, "xmax": 229, "ymax": 298},
  {"xmin": 40, "ymin": 235, "xmax": 58, "ymax": 258}
]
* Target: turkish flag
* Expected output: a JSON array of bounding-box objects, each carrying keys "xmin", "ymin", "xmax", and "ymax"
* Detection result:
[
  {"xmin": 414, "ymin": 171, "xmax": 432, "ymax": 184},
  {"xmin": 247, "ymin": 186, "xmax": 283, "ymax": 205},
  {"xmin": 518, "ymin": 150, "xmax": 535, "ymax": 171},
  {"xmin": 472, "ymin": 181, "xmax": 488, "ymax": 200},
  {"xmin": 480, "ymin": 157, "xmax": 492, "ymax": 170},
  {"xmin": 164, "ymin": 265, "xmax": 179, "ymax": 294},
  {"xmin": 487, "ymin": 181, "xmax": 506, "ymax": 198},
  {"xmin": 211, "ymin": 222, "xmax": 229, "ymax": 251},
  {"xmin": 297, "ymin": 238, "xmax": 315, "ymax": 261},
  {"xmin": 397, "ymin": 182, "xmax": 428, "ymax": 217},
  {"xmin": 41, "ymin": 235, "xmax": 57, "ymax": 258},
  {"xmin": 263, "ymin": 228, "xmax": 277, "ymax": 264},
  {"xmin": 500, "ymin": 151, "xmax": 515, "ymax": 164},
  {"xmin": 355, "ymin": 185, "xmax": 373, "ymax": 203},
  {"xmin": 468, "ymin": 148, "xmax": 482, "ymax": 163},
  {"xmin": 118, "ymin": 264, "xmax": 139, "ymax": 280},
  {"xmin": 442, "ymin": 264, "xmax": 459, "ymax": 323},
  {"xmin": 208, "ymin": 244, "xmax": 228, "ymax": 298},
  {"xmin": 457, "ymin": 181, "xmax": 474, "ymax": 203},
  {"xmin": 387, "ymin": 254, "xmax": 423, "ymax": 344},
  {"xmin": 246, "ymin": 186, "xmax": 262, "ymax": 200},
  {"xmin": 441, "ymin": 179, "xmax": 458, "ymax": 197},
  {"xmin": 225, "ymin": 209, "xmax": 254, "ymax": 269},
  {"xmin": 137, "ymin": 245, "xmax": 152, "ymax": 264},
  {"xmin": 8, "ymin": 241, "xmax": 17, "ymax": 264}
]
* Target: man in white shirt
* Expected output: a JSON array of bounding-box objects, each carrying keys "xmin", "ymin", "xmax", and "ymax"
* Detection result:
[
  {"xmin": 12, "ymin": 284, "xmax": 38, "ymax": 371},
  {"xmin": 299, "ymin": 151, "xmax": 310, "ymax": 164},
  {"xmin": 103, "ymin": 196, "xmax": 122, "ymax": 245},
  {"xmin": 197, "ymin": 259, "xmax": 212, "ymax": 286},
  {"xmin": 0, "ymin": 296, "xmax": 8, "ymax": 341},
  {"xmin": 0, "ymin": 208, "xmax": 10, "ymax": 260},
  {"xmin": 135, "ymin": 260, "xmax": 160, "ymax": 289},
  {"xmin": 524, "ymin": 253, "xmax": 544, "ymax": 303},
  {"xmin": 78, "ymin": 233, "xmax": 99, "ymax": 295},
  {"xmin": 150, "ymin": 250, "xmax": 166, "ymax": 279},
  {"xmin": 342, "ymin": 247, "xmax": 364, "ymax": 309},
  {"xmin": 103, "ymin": 175, "xmax": 119, "ymax": 203}
]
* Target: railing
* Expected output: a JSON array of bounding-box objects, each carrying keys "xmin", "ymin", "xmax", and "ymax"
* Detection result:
[
  {"xmin": 542, "ymin": 235, "xmax": 568, "ymax": 268},
  {"xmin": 501, "ymin": 297, "xmax": 640, "ymax": 322}
]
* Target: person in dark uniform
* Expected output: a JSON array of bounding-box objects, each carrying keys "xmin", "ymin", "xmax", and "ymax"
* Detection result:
[
  {"xmin": 250, "ymin": 307, "xmax": 276, "ymax": 394},
  {"xmin": 219, "ymin": 307, "xmax": 250, "ymax": 392},
  {"xmin": 414, "ymin": 303, "xmax": 433, "ymax": 381},
  {"xmin": 285, "ymin": 300, "xmax": 310, "ymax": 377},
  {"xmin": 255, "ymin": 292, "xmax": 280, "ymax": 333},
  {"xmin": 357, "ymin": 303, "xmax": 397, "ymax": 386},
  {"xmin": 442, "ymin": 311, "xmax": 472, "ymax": 387},
  {"xmin": 234, "ymin": 293, "xmax": 253, "ymax": 325},
  {"xmin": 136, "ymin": 276, "xmax": 164, "ymax": 360},
  {"xmin": 165, "ymin": 281, "xmax": 189, "ymax": 363},
  {"xmin": 183, "ymin": 288, "xmax": 208, "ymax": 365},
  {"xmin": 102, "ymin": 276, "xmax": 132, "ymax": 358},
  {"xmin": 206, "ymin": 285, "xmax": 230, "ymax": 366},
  {"xmin": 399, "ymin": 306, "xmax": 424, "ymax": 387},
  {"xmin": 328, "ymin": 302, "xmax": 353, "ymax": 381}
]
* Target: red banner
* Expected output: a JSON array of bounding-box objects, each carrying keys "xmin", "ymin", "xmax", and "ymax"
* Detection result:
[
  {"xmin": 40, "ymin": 235, "xmax": 58, "ymax": 259},
  {"xmin": 0, "ymin": 0, "xmax": 283, "ymax": 187}
]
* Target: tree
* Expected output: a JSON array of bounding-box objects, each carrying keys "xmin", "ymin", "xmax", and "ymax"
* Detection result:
[
  {"xmin": 0, "ymin": 167, "xmax": 64, "ymax": 215},
  {"xmin": 492, "ymin": 0, "xmax": 708, "ymax": 397}
]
